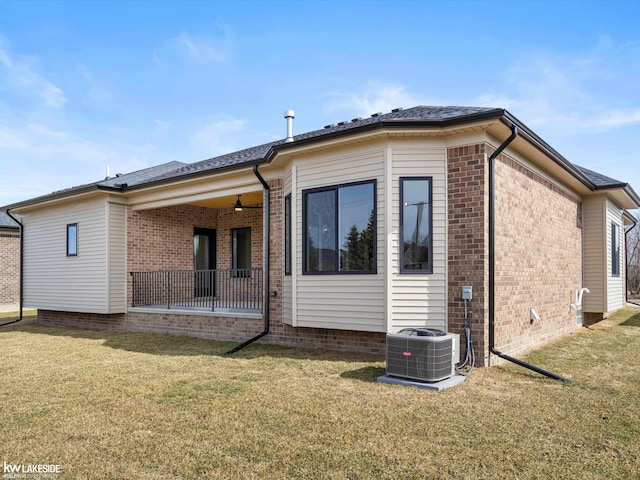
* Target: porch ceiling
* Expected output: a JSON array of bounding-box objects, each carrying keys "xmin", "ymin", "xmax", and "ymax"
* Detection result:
[{"xmin": 188, "ymin": 191, "xmax": 263, "ymax": 209}]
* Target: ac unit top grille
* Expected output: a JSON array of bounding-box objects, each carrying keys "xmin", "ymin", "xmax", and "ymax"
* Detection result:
[{"xmin": 386, "ymin": 330, "xmax": 458, "ymax": 382}]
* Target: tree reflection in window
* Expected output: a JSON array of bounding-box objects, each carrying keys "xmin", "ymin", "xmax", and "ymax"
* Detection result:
[
  {"xmin": 304, "ymin": 181, "xmax": 375, "ymax": 274},
  {"xmin": 400, "ymin": 177, "xmax": 432, "ymax": 273}
]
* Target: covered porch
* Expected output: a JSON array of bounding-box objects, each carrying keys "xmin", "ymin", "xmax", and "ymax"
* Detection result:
[{"xmin": 126, "ymin": 178, "xmax": 267, "ymax": 316}]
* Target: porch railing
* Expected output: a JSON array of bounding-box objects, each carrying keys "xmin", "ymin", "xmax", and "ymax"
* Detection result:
[{"xmin": 130, "ymin": 268, "xmax": 263, "ymax": 312}]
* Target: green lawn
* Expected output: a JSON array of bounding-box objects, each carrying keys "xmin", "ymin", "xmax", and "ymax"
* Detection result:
[{"xmin": 1, "ymin": 308, "xmax": 640, "ymax": 479}]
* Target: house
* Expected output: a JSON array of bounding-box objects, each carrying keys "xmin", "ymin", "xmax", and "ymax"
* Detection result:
[
  {"xmin": 0, "ymin": 211, "xmax": 20, "ymax": 311},
  {"xmin": 2, "ymin": 106, "xmax": 639, "ymax": 366}
]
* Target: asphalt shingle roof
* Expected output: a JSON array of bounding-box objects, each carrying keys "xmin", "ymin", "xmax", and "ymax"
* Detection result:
[
  {"xmin": 0, "ymin": 212, "xmax": 19, "ymax": 229},
  {"xmin": 144, "ymin": 106, "xmax": 501, "ymax": 184},
  {"xmin": 2, "ymin": 107, "xmax": 504, "ymax": 208},
  {"xmin": 98, "ymin": 161, "xmax": 187, "ymax": 188},
  {"xmin": 2, "ymin": 105, "xmax": 638, "ymax": 209},
  {"xmin": 575, "ymin": 165, "xmax": 626, "ymax": 188}
]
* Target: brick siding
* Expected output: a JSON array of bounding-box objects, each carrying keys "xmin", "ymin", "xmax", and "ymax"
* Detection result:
[
  {"xmin": 447, "ymin": 143, "xmax": 583, "ymax": 367},
  {"xmin": 38, "ymin": 309, "xmax": 386, "ymax": 355},
  {"xmin": 447, "ymin": 144, "xmax": 489, "ymax": 364},
  {"xmin": 0, "ymin": 233, "xmax": 20, "ymax": 306},
  {"xmin": 493, "ymin": 149, "xmax": 582, "ymax": 361},
  {"xmin": 127, "ymin": 204, "xmax": 263, "ymax": 273}
]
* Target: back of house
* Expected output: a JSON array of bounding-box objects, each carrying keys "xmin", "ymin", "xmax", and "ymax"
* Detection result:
[{"xmin": 3, "ymin": 106, "xmax": 639, "ymax": 367}]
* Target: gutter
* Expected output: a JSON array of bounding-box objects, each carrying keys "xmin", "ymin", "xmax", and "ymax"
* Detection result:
[
  {"xmin": 499, "ymin": 111, "xmax": 594, "ymax": 190},
  {"xmin": 99, "ymin": 109, "xmax": 637, "ymax": 204},
  {"xmin": 2, "ymin": 184, "xmax": 124, "ymax": 212},
  {"xmin": 0, "ymin": 210, "xmax": 24, "ymax": 327},
  {"xmin": 260, "ymin": 109, "xmax": 509, "ymax": 165},
  {"xmin": 225, "ymin": 164, "xmax": 271, "ymax": 354},
  {"xmin": 488, "ymin": 124, "xmax": 572, "ymax": 383}
]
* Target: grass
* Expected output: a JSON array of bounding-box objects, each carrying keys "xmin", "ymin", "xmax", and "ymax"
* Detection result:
[{"xmin": 2, "ymin": 308, "xmax": 640, "ymax": 479}]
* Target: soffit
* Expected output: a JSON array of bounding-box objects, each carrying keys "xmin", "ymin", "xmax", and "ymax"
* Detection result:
[
  {"xmin": 127, "ymin": 168, "xmax": 264, "ymax": 211},
  {"xmin": 270, "ymin": 121, "xmax": 496, "ymax": 166},
  {"xmin": 485, "ymin": 121, "xmax": 592, "ymax": 196}
]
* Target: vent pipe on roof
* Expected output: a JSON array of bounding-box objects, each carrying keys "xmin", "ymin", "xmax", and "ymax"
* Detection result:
[{"xmin": 284, "ymin": 110, "xmax": 295, "ymax": 142}]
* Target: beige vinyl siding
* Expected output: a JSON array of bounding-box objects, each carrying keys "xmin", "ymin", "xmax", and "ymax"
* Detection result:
[
  {"xmin": 282, "ymin": 168, "xmax": 293, "ymax": 326},
  {"xmin": 390, "ymin": 146, "xmax": 447, "ymax": 332},
  {"xmin": 108, "ymin": 202, "xmax": 127, "ymax": 312},
  {"xmin": 582, "ymin": 196, "xmax": 605, "ymax": 312},
  {"xmin": 294, "ymin": 145, "xmax": 386, "ymax": 332},
  {"xmin": 23, "ymin": 197, "xmax": 126, "ymax": 314},
  {"xmin": 606, "ymin": 200, "xmax": 624, "ymax": 311}
]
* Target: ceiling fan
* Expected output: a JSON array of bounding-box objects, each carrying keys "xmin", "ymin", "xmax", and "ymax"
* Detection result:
[{"xmin": 234, "ymin": 194, "xmax": 262, "ymax": 211}]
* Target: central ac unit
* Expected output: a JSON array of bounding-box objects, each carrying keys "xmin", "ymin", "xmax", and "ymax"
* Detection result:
[{"xmin": 386, "ymin": 328, "xmax": 460, "ymax": 382}]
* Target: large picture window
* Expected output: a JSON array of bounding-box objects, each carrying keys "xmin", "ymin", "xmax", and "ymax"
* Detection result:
[
  {"xmin": 66, "ymin": 223, "xmax": 78, "ymax": 257},
  {"xmin": 400, "ymin": 177, "xmax": 432, "ymax": 273},
  {"xmin": 612, "ymin": 222, "xmax": 621, "ymax": 277},
  {"xmin": 303, "ymin": 180, "xmax": 376, "ymax": 274}
]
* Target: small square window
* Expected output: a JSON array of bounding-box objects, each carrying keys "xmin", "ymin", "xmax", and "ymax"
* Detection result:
[{"xmin": 67, "ymin": 223, "xmax": 78, "ymax": 257}]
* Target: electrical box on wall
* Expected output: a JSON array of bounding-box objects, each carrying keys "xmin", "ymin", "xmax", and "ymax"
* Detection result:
[{"xmin": 462, "ymin": 286, "xmax": 473, "ymax": 300}]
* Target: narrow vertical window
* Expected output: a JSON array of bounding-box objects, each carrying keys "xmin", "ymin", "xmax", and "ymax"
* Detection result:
[
  {"xmin": 284, "ymin": 194, "xmax": 292, "ymax": 275},
  {"xmin": 612, "ymin": 222, "xmax": 621, "ymax": 277},
  {"xmin": 232, "ymin": 227, "xmax": 251, "ymax": 277},
  {"xmin": 400, "ymin": 177, "xmax": 432, "ymax": 273},
  {"xmin": 66, "ymin": 223, "xmax": 78, "ymax": 257}
]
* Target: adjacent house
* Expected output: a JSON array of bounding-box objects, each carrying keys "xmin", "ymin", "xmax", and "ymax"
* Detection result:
[
  {"xmin": 3, "ymin": 106, "xmax": 638, "ymax": 366},
  {"xmin": 0, "ymin": 211, "xmax": 20, "ymax": 310}
]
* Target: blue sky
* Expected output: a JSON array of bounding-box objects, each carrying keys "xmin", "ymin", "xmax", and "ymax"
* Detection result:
[{"xmin": 1, "ymin": 0, "xmax": 639, "ymax": 208}]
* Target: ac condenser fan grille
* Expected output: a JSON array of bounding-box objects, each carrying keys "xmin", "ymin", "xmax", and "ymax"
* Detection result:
[{"xmin": 386, "ymin": 332, "xmax": 456, "ymax": 382}]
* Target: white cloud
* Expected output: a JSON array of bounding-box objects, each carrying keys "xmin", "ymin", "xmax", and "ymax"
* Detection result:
[
  {"xmin": 163, "ymin": 29, "xmax": 233, "ymax": 65},
  {"xmin": 324, "ymin": 82, "xmax": 432, "ymax": 118},
  {"xmin": 191, "ymin": 116, "xmax": 247, "ymax": 155},
  {"xmin": 471, "ymin": 41, "xmax": 640, "ymax": 135},
  {"xmin": 589, "ymin": 109, "xmax": 640, "ymax": 129},
  {"xmin": 154, "ymin": 119, "xmax": 171, "ymax": 129},
  {"xmin": 0, "ymin": 124, "xmax": 30, "ymax": 150},
  {"xmin": 0, "ymin": 121, "xmax": 166, "ymax": 206},
  {"xmin": 174, "ymin": 32, "xmax": 226, "ymax": 62},
  {"xmin": 0, "ymin": 42, "xmax": 67, "ymax": 109}
]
